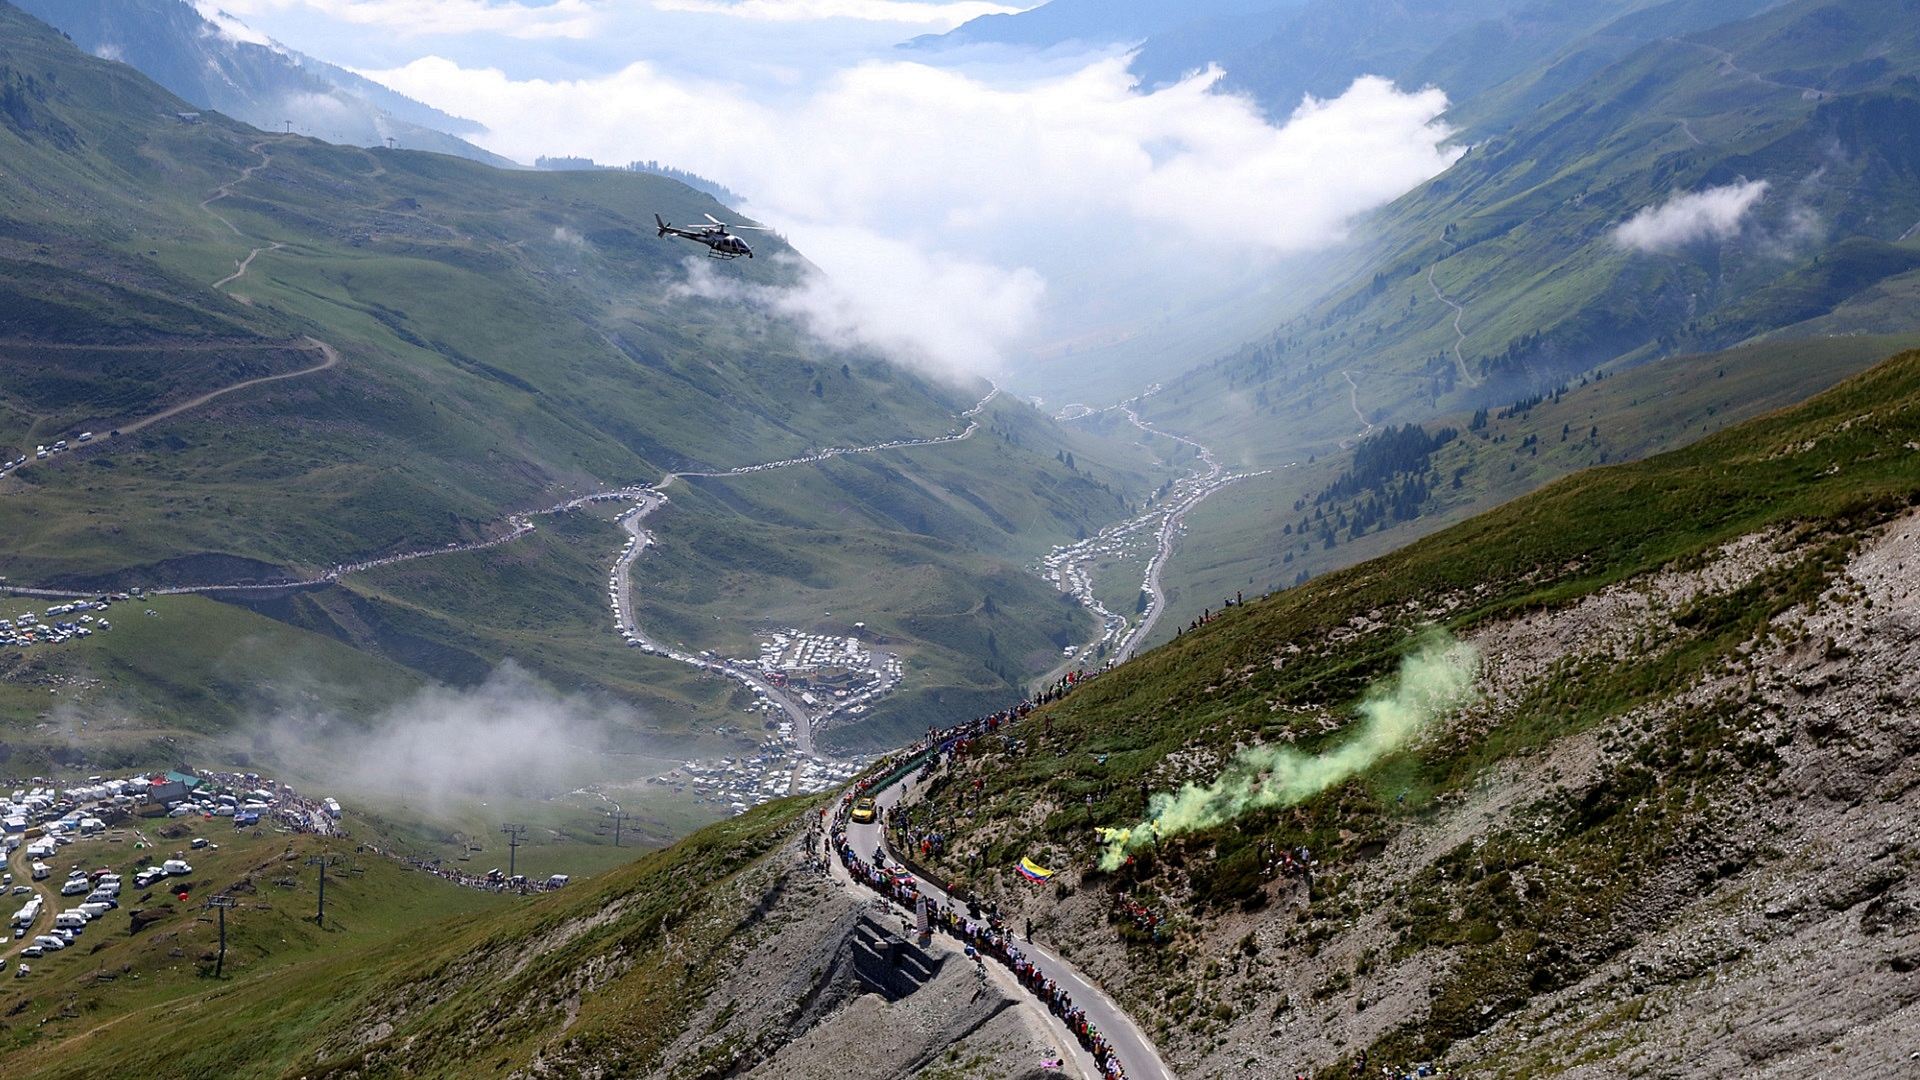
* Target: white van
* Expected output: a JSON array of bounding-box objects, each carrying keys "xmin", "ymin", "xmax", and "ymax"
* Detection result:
[
  {"xmin": 60, "ymin": 877, "xmax": 90, "ymax": 896},
  {"xmin": 32, "ymin": 934, "xmax": 64, "ymax": 950},
  {"xmin": 162, "ymin": 859, "xmax": 192, "ymax": 876},
  {"xmin": 77, "ymin": 902, "xmax": 111, "ymax": 918},
  {"xmin": 53, "ymin": 912, "xmax": 88, "ymax": 929}
]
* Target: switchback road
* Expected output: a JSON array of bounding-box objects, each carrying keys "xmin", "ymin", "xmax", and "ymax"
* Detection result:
[{"xmin": 843, "ymin": 771, "xmax": 1174, "ymax": 1080}]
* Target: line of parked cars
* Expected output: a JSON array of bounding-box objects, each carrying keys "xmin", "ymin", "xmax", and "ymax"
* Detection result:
[{"xmin": 14, "ymin": 867, "xmax": 122, "ymax": 964}]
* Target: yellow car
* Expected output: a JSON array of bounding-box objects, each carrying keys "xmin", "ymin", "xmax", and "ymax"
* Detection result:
[{"xmin": 850, "ymin": 796, "xmax": 877, "ymax": 824}]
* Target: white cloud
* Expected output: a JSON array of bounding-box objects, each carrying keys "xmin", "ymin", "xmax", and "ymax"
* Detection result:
[
  {"xmin": 367, "ymin": 54, "xmax": 1460, "ymax": 378},
  {"xmin": 653, "ymin": 0, "xmax": 1027, "ymax": 29},
  {"xmin": 1614, "ymin": 179, "xmax": 1769, "ymax": 253},
  {"xmin": 314, "ymin": 662, "xmax": 639, "ymax": 810},
  {"xmin": 675, "ymin": 241, "xmax": 1046, "ymax": 380}
]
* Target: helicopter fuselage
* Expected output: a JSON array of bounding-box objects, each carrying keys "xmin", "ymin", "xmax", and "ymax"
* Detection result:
[{"xmin": 656, "ymin": 215, "xmax": 754, "ymax": 259}]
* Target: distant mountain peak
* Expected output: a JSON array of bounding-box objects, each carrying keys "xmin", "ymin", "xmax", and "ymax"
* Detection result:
[{"xmin": 11, "ymin": 0, "xmax": 513, "ymax": 165}]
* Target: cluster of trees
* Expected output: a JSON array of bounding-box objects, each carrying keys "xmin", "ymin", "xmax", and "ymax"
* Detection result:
[
  {"xmin": 1278, "ymin": 424, "xmax": 1461, "ymax": 553},
  {"xmin": 1315, "ymin": 424, "xmax": 1458, "ymax": 506}
]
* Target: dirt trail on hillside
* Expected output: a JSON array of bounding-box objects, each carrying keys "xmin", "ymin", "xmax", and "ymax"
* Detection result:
[
  {"xmin": 1427, "ymin": 264, "xmax": 1478, "ymax": 388},
  {"xmin": 111, "ymin": 337, "xmax": 338, "ymax": 438}
]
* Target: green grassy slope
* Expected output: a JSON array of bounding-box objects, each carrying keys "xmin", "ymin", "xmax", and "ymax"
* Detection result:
[
  {"xmin": 0, "ymin": 3, "xmax": 1163, "ymax": 758},
  {"xmin": 6, "ymin": 348, "xmax": 1915, "ymax": 1080},
  {"xmin": 0, "ymin": 797, "xmax": 813, "ymax": 1080},
  {"xmin": 911, "ymin": 345, "xmax": 1920, "ymax": 1067},
  {"xmin": 1155, "ymin": 0, "xmax": 1920, "ymax": 456},
  {"xmin": 1136, "ymin": 332, "xmax": 1918, "ymax": 642}
]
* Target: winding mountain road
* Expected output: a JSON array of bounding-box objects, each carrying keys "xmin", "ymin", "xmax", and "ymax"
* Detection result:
[
  {"xmin": 600, "ymin": 386, "xmax": 1000, "ymax": 754},
  {"xmin": 110, "ymin": 337, "xmax": 339, "ymax": 438},
  {"xmin": 1046, "ymin": 393, "xmax": 1262, "ymax": 668},
  {"xmin": 844, "ymin": 774, "xmax": 1174, "ymax": 1080}
]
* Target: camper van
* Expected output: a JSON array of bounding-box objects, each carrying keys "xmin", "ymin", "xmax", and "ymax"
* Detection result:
[
  {"xmin": 53, "ymin": 911, "xmax": 88, "ymax": 930},
  {"xmin": 29, "ymin": 861, "xmax": 50, "ymax": 881},
  {"xmin": 162, "ymin": 859, "xmax": 192, "ymax": 876}
]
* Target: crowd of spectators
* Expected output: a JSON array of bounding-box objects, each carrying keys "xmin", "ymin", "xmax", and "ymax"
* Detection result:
[
  {"xmin": 822, "ymin": 668, "xmax": 1141, "ymax": 1079},
  {"xmin": 357, "ymin": 843, "xmax": 566, "ymax": 895},
  {"xmin": 830, "ymin": 815, "xmax": 1132, "ymax": 1080}
]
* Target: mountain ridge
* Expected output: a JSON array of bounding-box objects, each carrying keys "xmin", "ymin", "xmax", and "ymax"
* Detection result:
[{"xmin": 10, "ymin": 0, "xmax": 514, "ymax": 166}]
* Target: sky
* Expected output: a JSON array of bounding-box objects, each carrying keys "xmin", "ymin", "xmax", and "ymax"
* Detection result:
[{"xmin": 203, "ymin": 0, "xmax": 1463, "ymax": 394}]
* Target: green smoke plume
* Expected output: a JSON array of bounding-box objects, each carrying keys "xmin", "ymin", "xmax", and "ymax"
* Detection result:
[{"xmin": 1094, "ymin": 631, "xmax": 1479, "ymax": 871}]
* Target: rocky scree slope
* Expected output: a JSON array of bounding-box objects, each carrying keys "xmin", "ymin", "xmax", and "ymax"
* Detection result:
[
  {"xmin": 297, "ymin": 806, "xmax": 1064, "ymax": 1080},
  {"xmin": 901, "ymin": 348, "xmax": 1920, "ymax": 1077}
]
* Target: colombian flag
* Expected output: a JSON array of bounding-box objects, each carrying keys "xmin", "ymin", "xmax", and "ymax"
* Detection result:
[{"xmin": 1017, "ymin": 856, "xmax": 1055, "ymax": 883}]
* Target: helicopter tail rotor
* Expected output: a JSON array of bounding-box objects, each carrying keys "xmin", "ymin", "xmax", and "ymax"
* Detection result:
[{"xmin": 655, "ymin": 214, "xmax": 671, "ymax": 237}]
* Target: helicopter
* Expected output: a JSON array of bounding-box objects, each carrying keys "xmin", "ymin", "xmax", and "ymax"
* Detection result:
[{"xmin": 655, "ymin": 213, "xmax": 769, "ymax": 259}]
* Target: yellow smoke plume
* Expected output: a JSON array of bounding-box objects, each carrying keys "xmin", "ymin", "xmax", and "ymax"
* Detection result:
[{"xmin": 1095, "ymin": 631, "xmax": 1479, "ymax": 871}]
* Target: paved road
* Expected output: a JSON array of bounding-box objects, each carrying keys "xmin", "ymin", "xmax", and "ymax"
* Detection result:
[
  {"xmin": 1044, "ymin": 395, "xmax": 1263, "ymax": 670},
  {"xmin": 608, "ymin": 489, "xmax": 821, "ymax": 754},
  {"xmin": 827, "ymin": 810, "xmax": 1106, "ymax": 1079},
  {"xmin": 845, "ymin": 774, "xmax": 1174, "ymax": 1080}
]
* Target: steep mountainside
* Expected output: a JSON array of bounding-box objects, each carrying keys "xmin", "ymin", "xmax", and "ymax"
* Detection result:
[
  {"xmin": 1171, "ymin": 0, "xmax": 1920, "ymax": 452},
  {"xmin": 0, "ymin": 2, "xmax": 1163, "ymax": 763},
  {"xmin": 11, "ymin": 0, "xmax": 511, "ymax": 164},
  {"xmin": 905, "ymin": 346, "xmax": 1920, "ymax": 1077},
  {"xmin": 1075, "ymin": 0, "xmax": 1920, "ymax": 633},
  {"xmin": 5, "ymin": 350, "xmax": 1914, "ymax": 1080}
]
